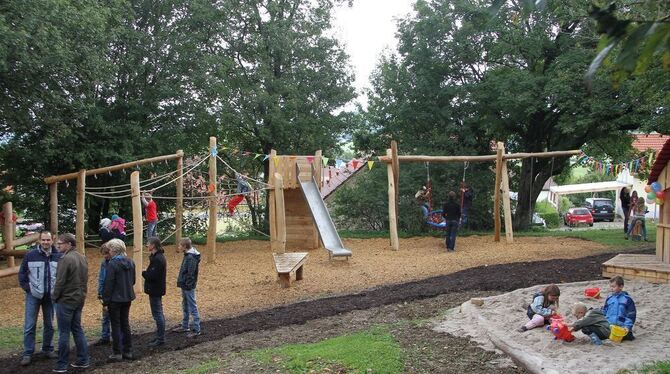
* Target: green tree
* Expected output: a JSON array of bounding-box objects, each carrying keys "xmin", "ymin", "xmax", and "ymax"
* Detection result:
[{"xmin": 361, "ymin": 0, "xmax": 669, "ymax": 230}]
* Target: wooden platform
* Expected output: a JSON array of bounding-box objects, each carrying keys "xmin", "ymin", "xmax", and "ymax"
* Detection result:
[
  {"xmin": 273, "ymin": 252, "xmax": 309, "ymax": 288},
  {"xmin": 602, "ymin": 254, "xmax": 670, "ymax": 284}
]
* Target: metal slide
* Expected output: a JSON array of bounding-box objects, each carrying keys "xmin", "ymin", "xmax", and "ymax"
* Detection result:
[{"xmin": 297, "ymin": 166, "xmax": 352, "ymax": 258}]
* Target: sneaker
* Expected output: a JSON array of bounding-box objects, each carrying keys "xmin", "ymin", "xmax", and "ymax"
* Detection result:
[
  {"xmin": 122, "ymin": 353, "xmax": 134, "ymax": 360},
  {"xmin": 107, "ymin": 354, "xmax": 122, "ymax": 363},
  {"xmin": 52, "ymin": 367, "xmax": 68, "ymax": 373},
  {"xmin": 71, "ymin": 361, "xmax": 90, "ymax": 368},
  {"xmin": 93, "ymin": 338, "xmax": 110, "ymax": 346},
  {"xmin": 20, "ymin": 355, "xmax": 31, "ymax": 366},
  {"xmin": 42, "ymin": 351, "xmax": 58, "ymax": 359},
  {"xmin": 148, "ymin": 340, "xmax": 165, "ymax": 347},
  {"xmin": 186, "ymin": 331, "xmax": 201, "ymax": 338},
  {"xmin": 170, "ymin": 325, "xmax": 190, "ymax": 333},
  {"xmin": 589, "ymin": 333, "xmax": 603, "ymax": 346},
  {"xmin": 517, "ymin": 326, "xmax": 528, "ymax": 333}
]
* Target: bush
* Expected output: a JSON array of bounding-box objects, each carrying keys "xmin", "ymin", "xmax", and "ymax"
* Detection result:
[{"xmin": 536, "ymin": 201, "xmax": 560, "ymax": 229}]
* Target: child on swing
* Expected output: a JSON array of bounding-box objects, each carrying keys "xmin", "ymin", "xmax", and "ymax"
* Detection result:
[{"xmin": 518, "ymin": 284, "xmax": 560, "ymax": 332}]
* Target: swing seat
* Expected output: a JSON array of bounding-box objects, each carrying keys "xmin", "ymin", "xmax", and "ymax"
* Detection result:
[{"xmin": 423, "ymin": 208, "xmax": 446, "ymax": 229}]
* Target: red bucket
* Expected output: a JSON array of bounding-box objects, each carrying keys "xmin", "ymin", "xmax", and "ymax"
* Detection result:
[{"xmin": 584, "ymin": 287, "xmax": 601, "ymax": 298}]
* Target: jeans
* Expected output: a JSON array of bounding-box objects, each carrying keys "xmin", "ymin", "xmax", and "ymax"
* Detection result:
[
  {"xmin": 101, "ymin": 306, "xmax": 111, "ymax": 340},
  {"xmin": 56, "ymin": 303, "xmax": 88, "ymax": 368},
  {"xmin": 23, "ymin": 293, "xmax": 55, "ymax": 356},
  {"xmin": 149, "ymin": 296, "xmax": 166, "ymax": 343},
  {"xmin": 460, "ymin": 206, "xmax": 470, "ymax": 227},
  {"xmin": 146, "ymin": 220, "xmax": 158, "ymax": 240},
  {"xmin": 445, "ymin": 220, "xmax": 459, "ymax": 250},
  {"xmin": 109, "ymin": 302, "xmax": 132, "ymax": 355},
  {"xmin": 181, "ymin": 289, "xmax": 201, "ymax": 333}
]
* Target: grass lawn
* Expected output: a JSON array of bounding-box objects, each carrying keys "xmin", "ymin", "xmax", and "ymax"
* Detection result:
[{"xmin": 248, "ymin": 326, "xmax": 403, "ymax": 374}]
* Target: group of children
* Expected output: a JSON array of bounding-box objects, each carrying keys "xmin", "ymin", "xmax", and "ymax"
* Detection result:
[
  {"xmin": 94, "ymin": 237, "xmax": 203, "ymax": 357},
  {"xmin": 519, "ymin": 276, "xmax": 637, "ymax": 345},
  {"xmin": 99, "ymin": 215, "xmax": 126, "ymax": 243}
]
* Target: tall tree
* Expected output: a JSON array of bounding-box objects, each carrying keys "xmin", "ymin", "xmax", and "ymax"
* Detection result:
[{"xmin": 363, "ymin": 0, "xmax": 669, "ymax": 229}]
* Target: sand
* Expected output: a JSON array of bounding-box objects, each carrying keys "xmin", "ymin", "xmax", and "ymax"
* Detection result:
[
  {"xmin": 434, "ymin": 280, "xmax": 670, "ymax": 374},
  {"xmin": 0, "ymin": 236, "xmax": 609, "ymax": 333}
]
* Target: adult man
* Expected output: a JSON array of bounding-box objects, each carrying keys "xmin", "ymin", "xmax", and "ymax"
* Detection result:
[
  {"xmin": 52, "ymin": 233, "xmax": 89, "ymax": 372},
  {"xmin": 17, "ymin": 230, "xmax": 61, "ymax": 366},
  {"xmin": 141, "ymin": 191, "xmax": 158, "ymax": 239}
]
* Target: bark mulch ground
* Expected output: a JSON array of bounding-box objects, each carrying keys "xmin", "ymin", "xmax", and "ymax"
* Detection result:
[{"xmin": 0, "ymin": 247, "xmax": 652, "ymax": 374}]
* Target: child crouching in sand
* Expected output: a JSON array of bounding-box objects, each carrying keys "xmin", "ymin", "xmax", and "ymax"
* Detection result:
[
  {"xmin": 569, "ymin": 302, "xmax": 610, "ymax": 345},
  {"xmin": 518, "ymin": 284, "xmax": 560, "ymax": 332}
]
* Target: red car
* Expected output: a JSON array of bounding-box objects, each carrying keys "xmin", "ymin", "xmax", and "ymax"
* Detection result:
[{"xmin": 564, "ymin": 208, "xmax": 594, "ymax": 227}]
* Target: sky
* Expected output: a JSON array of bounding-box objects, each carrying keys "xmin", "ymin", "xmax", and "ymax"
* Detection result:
[{"xmin": 331, "ymin": 0, "xmax": 416, "ymax": 107}]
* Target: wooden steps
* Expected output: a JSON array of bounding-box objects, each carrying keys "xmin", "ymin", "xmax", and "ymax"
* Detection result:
[{"xmin": 602, "ymin": 254, "xmax": 670, "ymax": 284}]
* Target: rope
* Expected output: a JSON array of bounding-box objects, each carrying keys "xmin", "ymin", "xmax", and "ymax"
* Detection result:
[
  {"xmin": 546, "ymin": 157, "xmax": 554, "ymax": 203},
  {"xmin": 84, "ymin": 154, "xmax": 209, "ymax": 200},
  {"xmin": 215, "ymin": 154, "xmax": 272, "ymax": 188},
  {"xmin": 529, "ymin": 157, "xmax": 534, "ymax": 226}
]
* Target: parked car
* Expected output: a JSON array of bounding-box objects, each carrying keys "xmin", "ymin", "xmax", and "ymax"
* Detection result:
[
  {"xmin": 584, "ymin": 198, "xmax": 615, "ymax": 222},
  {"xmin": 563, "ymin": 207, "xmax": 594, "ymax": 227}
]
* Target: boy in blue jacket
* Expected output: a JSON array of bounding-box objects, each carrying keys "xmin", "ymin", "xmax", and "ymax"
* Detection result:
[
  {"xmin": 603, "ymin": 276, "xmax": 637, "ymax": 341},
  {"xmin": 171, "ymin": 237, "xmax": 201, "ymax": 338},
  {"xmin": 94, "ymin": 244, "xmax": 112, "ymax": 346}
]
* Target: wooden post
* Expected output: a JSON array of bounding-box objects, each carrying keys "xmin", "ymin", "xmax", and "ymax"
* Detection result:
[
  {"xmin": 500, "ymin": 144, "xmax": 514, "ymax": 243},
  {"xmin": 493, "ymin": 142, "xmax": 503, "ymax": 242},
  {"xmin": 274, "ymin": 173, "xmax": 286, "ymax": 254},
  {"xmin": 391, "ymin": 141, "xmax": 400, "ymax": 206},
  {"xmin": 269, "ymin": 149, "xmax": 277, "ymax": 252},
  {"xmin": 314, "ymin": 150, "xmax": 322, "ymax": 191},
  {"xmin": 387, "ymin": 149, "xmax": 399, "ymax": 250},
  {"xmin": 76, "ymin": 170, "xmax": 86, "ymax": 254},
  {"xmin": 49, "ymin": 183, "xmax": 58, "ymax": 237},
  {"xmin": 2, "ymin": 202, "xmax": 15, "ymax": 267},
  {"xmin": 206, "ymin": 136, "xmax": 217, "ymax": 263},
  {"xmin": 130, "ymin": 171, "xmax": 143, "ymax": 294},
  {"xmin": 175, "ymin": 152, "xmax": 183, "ymax": 244}
]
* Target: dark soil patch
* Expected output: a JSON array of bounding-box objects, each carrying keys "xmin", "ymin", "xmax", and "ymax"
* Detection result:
[{"xmin": 0, "ymin": 249, "xmax": 651, "ymax": 373}]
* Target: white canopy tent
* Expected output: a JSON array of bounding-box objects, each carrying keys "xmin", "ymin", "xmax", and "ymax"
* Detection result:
[{"xmin": 548, "ymin": 181, "xmax": 634, "ymax": 218}]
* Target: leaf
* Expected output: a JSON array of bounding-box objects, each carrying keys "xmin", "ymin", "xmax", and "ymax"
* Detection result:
[
  {"xmin": 616, "ymin": 22, "xmax": 654, "ymax": 72},
  {"xmin": 635, "ymin": 23, "xmax": 670, "ymax": 74},
  {"xmin": 585, "ymin": 38, "xmax": 619, "ymax": 89}
]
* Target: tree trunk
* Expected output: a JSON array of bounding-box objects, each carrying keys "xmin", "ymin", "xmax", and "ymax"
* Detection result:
[{"xmin": 513, "ymin": 157, "xmax": 568, "ymax": 230}]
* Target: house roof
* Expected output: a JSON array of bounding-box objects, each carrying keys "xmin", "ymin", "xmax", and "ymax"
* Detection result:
[
  {"xmin": 320, "ymin": 161, "xmax": 366, "ymax": 199},
  {"xmin": 632, "ymin": 134, "xmax": 670, "ymax": 153},
  {"xmin": 647, "ymin": 138, "xmax": 670, "ymax": 184},
  {"xmin": 549, "ymin": 181, "xmax": 633, "ymax": 195}
]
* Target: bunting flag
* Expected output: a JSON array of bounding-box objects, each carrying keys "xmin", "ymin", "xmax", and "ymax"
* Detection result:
[
  {"xmin": 273, "ymin": 156, "xmax": 279, "ymax": 167},
  {"xmin": 579, "ymin": 150, "xmax": 655, "ymax": 176},
  {"xmin": 217, "ymin": 147, "xmax": 379, "ymax": 172},
  {"xmin": 336, "ymin": 159, "xmax": 344, "ymax": 168},
  {"xmin": 208, "ymin": 183, "xmax": 216, "ymax": 193},
  {"xmin": 322, "ymin": 157, "xmax": 329, "ymax": 167},
  {"xmin": 210, "ymin": 146, "xmax": 217, "ymax": 156},
  {"xmin": 352, "ymin": 159, "xmax": 360, "ymax": 169},
  {"xmin": 262, "ymin": 154, "xmax": 269, "ymax": 162},
  {"xmin": 306, "ymin": 156, "xmax": 314, "ymax": 164},
  {"xmin": 367, "ymin": 160, "xmax": 374, "ymax": 170},
  {"xmin": 254, "ymin": 153, "xmax": 262, "ymax": 159}
]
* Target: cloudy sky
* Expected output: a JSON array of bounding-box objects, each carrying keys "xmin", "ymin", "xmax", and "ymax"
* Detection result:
[{"xmin": 331, "ymin": 0, "xmax": 416, "ymax": 107}]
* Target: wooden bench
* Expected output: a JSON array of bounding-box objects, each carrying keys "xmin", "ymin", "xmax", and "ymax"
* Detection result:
[{"xmin": 273, "ymin": 252, "xmax": 309, "ymax": 288}]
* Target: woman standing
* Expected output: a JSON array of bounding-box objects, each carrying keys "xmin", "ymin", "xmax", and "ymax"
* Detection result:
[
  {"xmin": 620, "ymin": 188, "xmax": 631, "ymax": 234},
  {"xmin": 142, "ymin": 237, "xmax": 167, "ymax": 346},
  {"xmin": 102, "ymin": 239, "xmax": 136, "ymax": 361}
]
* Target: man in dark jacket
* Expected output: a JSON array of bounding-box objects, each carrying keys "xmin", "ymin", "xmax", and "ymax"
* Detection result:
[
  {"xmin": 17, "ymin": 230, "xmax": 61, "ymax": 366},
  {"xmin": 442, "ymin": 191, "xmax": 461, "ymax": 251},
  {"xmin": 102, "ymin": 239, "xmax": 136, "ymax": 361},
  {"xmin": 52, "ymin": 233, "xmax": 89, "ymax": 372},
  {"xmin": 171, "ymin": 237, "xmax": 201, "ymax": 338},
  {"xmin": 142, "ymin": 237, "xmax": 167, "ymax": 346}
]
